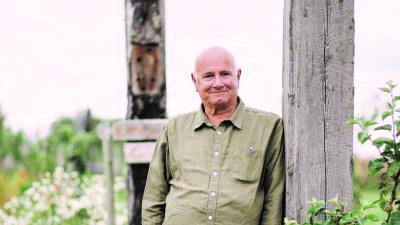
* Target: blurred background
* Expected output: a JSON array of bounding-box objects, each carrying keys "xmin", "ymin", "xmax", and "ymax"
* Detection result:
[{"xmin": 0, "ymin": 0, "xmax": 399, "ymax": 223}]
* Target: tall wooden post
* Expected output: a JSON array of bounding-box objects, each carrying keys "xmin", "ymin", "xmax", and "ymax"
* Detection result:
[
  {"xmin": 283, "ymin": 0, "xmax": 354, "ymax": 222},
  {"xmin": 125, "ymin": 0, "xmax": 166, "ymax": 224}
]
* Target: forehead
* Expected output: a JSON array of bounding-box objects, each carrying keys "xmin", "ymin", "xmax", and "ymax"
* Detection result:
[{"xmin": 195, "ymin": 50, "xmax": 236, "ymax": 73}]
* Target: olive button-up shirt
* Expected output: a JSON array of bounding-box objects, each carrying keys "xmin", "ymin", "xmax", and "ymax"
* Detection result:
[{"xmin": 142, "ymin": 99, "xmax": 285, "ymax": 225}]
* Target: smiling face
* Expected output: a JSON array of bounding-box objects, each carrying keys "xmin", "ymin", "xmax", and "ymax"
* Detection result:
[{"xmin": 191, "ymin": 47, "xmax": 241, "ymax": 110}]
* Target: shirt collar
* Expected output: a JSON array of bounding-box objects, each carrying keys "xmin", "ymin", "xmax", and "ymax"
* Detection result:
[{"xmin": 193, "ymin": 97, "xmax": 245, "ymax": 131}]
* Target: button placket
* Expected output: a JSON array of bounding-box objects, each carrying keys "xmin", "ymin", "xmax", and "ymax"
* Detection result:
[{"xmin": 206, "ymin": 127, "xmax": 224, "ymax": 224}]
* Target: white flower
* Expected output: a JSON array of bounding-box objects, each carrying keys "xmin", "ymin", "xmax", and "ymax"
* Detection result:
[
  {"xmin": 22, "ymin": 198, "xmax": 32, "ymax": 209},
  {"xmin": 1, "ymin": 168, "xmax": 128, "ymax": 224},
  {"xmin": 36, "ymin": 201, "xmax": 49, "ymax": 212},
  {"xmin": 32, "ymin": 192, "xmax": 41, "ymax": 202}
]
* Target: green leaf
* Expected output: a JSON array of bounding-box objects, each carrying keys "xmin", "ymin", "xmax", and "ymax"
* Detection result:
[
  {"xmin": 307, "ymin": 198, "xmax": 325, "ymax": 214},
  {"xmin": 387, "ymin": 103, "xmax": 395, "ymax": 110},
  {"xmin": 358, "ymin": 132, "xmax": 369, "ymax": 144},
  {"xmin": 361, "ymin": 200, "xmax": 377, "ymax": 210},
  {"xmin": 363, "ymin": 119, "xmax": 377, "ymax": 128},
  {"xmin": 388, "ymin": 161, "xmax": 400, "ymax": 177},
  {"xmin": 382, "ymin": 111, "xmax": 393, "ymax": 120},
  {"xmin": 387, "ymin": 80, "xmax": 397, "ymax": 89},
  {"xmin": 390, "ymin": 211, "xmax": 400, "ymax": 225},
  {"xmin": 395, "ymin": 96, "xmax": 400, "ymax": 101},
  {"xmin": 364, "ymin": 213, "xmax": 380, "ymax": 222},
  {"xmin": 284, "ymin": 218, "xmax": 299, "ymax": 225},
  {"xmin": 374, "ymin": 124, "xmax": 392, "ymax": 131},
  {"xmin": 368, "ymin": 158, "xmax": 386, "ymax": 177},
  {"xmin": 382, "ymin": 148, "xmax": 394, "ymax": 158},
  {"xmin": 380, "ymin": 87, "xmax": 391, "ymax": 93},
  {"xmin": 350, "ymin": 209, "xmax": 361, "ymax": 217},
  {"xmin": 346, "ymin": 118, "xmax": 358, "ymax": 125},
  {"xmin": 378, "ymin": 197, "xmax": 386, "ymax": 211},
  {"xmin": 327, "ymin": 195, "xmax": 340, "ymax": 205},
  {"xmin": 373, "ymin": 137, "xmax": 396, "ymax": 148},
  {"xmin": 397, "ymin": 130, "xmax": 400, "ymax": 137},
  {"xmin": 394, "ymin": 120, "xmax": 400, "ymax": 128},
  {"xmin": 340, "ymin": 215, "xmax": 352, "ymax": 224}
]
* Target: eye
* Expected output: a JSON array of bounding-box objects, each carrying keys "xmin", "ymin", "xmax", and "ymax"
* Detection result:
[
  {"xmin": 203, "ymin": 73, "xmax": 214, "ymax": 79},
  {"xmin": 220, "ymin": 71, "xmax": 231, "ymax": 76}
]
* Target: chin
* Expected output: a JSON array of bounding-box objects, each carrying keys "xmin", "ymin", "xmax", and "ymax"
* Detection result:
[{"xmin": 212, "ymin": 99, "xmax": 229, "ymax": 106}]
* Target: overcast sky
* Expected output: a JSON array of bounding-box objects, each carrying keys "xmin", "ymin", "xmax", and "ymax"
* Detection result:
[{"xmin": 0, "ymin": 0, "xmax": 399, "ymax": 158}]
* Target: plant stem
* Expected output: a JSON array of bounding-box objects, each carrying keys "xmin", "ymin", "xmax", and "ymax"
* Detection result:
[
  {"xmin": 385, "ymin": 87, "xmax": 400, "ymax": 224},
  {"xmin": 391, "ymin": 89, "xmax": 398, "ymax": 157},
  {"xmin": 385, "ymin": 169, "xmax": 400, "ymax": 223}
]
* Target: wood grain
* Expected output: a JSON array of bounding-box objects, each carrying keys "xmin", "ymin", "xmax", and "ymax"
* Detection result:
[{"xmin": 283, "ymin": 0, "xmax": 354, "ymax": 222}]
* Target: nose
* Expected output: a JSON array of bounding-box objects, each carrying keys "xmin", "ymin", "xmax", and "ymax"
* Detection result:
[{"xmin": 212, "ymin": 75, "xmax": 223, "ymax": 88}]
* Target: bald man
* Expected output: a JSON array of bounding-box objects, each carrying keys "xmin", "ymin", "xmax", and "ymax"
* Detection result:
[{"xmin": 142, "ymin": 47, "xmax": 285, "ymax": 225}]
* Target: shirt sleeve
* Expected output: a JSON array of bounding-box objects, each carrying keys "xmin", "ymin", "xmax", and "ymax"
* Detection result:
[
  {"xmin": 142, "ymin": 126, "xmax": 171, "ymax": 225},
  {"xmin": 260, "ymin": 118, "xmax": 285, "ymax": 225}
]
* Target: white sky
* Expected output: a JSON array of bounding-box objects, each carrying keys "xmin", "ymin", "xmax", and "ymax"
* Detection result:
[{"xmin": 0, "ymin": 0, "xmax": 399, "ymax": 158}]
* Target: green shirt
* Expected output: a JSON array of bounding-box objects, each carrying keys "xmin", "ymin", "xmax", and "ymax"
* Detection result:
[{"xmin": 142, "ymin": 98, "xmax": 285, "ymax": 225}]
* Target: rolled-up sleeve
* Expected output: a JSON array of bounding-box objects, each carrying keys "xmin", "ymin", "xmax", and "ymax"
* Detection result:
[
  {"xmin": 260, "ymin": 119, "xmax": 285, "ymax": 225},
  {"xmin": 142, "ymin": 126, "xmax": 171, "ymax": 225}
]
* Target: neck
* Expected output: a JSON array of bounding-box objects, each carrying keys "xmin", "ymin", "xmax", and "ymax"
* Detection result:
[{"xmin": 204, "ymin": 101, "xmax": 237, "ymax": 125}]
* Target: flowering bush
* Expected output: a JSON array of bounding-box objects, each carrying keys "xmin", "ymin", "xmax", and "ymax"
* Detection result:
[{"xmin": 0, "ymin": 167, "xmax": 127, "ymax": 225}]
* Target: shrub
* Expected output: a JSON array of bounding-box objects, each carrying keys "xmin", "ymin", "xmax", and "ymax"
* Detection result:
[{"xmin": 0, "ymin": 167, "xmax": 127, "ymax": 225}]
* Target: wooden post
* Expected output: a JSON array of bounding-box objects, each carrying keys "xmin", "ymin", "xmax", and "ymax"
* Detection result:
[
  {"xmin": 283, "ymin": 0, "xmax": 354, "ymax": 222},
  {"xmin": 125, "ymin": 0, "xmax": 166, "ymax": 224},
  {"xmin": 126, "ymin": 0, "xmax": 166, "ymax": 119},
  {"xmin": 97, "ymin": 123, "xmax": 116, "ymax": 225}
]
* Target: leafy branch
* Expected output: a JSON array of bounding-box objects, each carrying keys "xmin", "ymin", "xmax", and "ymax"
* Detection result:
[
  {"xmin": 347, "ymin": 81, "xmax": 400, "ymax": 224},
  {"xmin": 285, "ymin": 81, "xmax": 400, "ymax": 225}
]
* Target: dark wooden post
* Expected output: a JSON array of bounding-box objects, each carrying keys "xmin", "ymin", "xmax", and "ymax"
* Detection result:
[
  {"xmin": 283, "ymin": 0, "xmax": 354, "ymax": 222},
  {"xmin": 125, "ymin": 0, "xmax": 166, "ymax": 224}
]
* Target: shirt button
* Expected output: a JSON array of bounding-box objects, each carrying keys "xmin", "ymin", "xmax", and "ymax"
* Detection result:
[
  {"xmin": 214, "ymin": 151, "xmax": 219, "ymax": 156},
  {"xmin": 210, "ymin": 191, "xmax": 216, "ymax": 197},
  {"xmin": 217, "ymin": 131, "xmax": 222, "ymax": 135},
  {"xmin": 213, "ymin": 171, "xmax": 218, "ymax": 176},
  {"xmin": 208, "ymin": 215, "xmax": 213, "ymax": 220}
]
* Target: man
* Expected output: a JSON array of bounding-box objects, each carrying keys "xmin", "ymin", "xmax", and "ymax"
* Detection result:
[{"xmin": 142, "ymin": 46, "xmax": 285, "ymax": 225}]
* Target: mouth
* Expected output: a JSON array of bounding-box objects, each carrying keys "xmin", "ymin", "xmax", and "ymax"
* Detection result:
[{"xmin": 210, "ymin": 91, "xmax": 228, "ymax": 94}]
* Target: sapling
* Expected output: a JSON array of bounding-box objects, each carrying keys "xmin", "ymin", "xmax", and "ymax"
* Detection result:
[{"xmin": 285, "ymin": 81, "xmax": 400, "ymax": 225}]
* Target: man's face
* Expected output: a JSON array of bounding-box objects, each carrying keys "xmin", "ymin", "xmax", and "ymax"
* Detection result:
[{"xmin": 192, "ymin": 51, "xmax": 241, "ymax": 109}]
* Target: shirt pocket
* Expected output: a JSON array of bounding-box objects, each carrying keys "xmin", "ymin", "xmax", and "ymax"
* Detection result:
[{"xmin": 231, "ymin": 147, "xmax": 262, "ymax": 183}]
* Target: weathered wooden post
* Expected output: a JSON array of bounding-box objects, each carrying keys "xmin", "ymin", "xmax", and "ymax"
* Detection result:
[
  {"xmin": 124, "ymin": 0, "xmax": 166, "ymax": 224},
  {"xmin": 97, "ymin": 122, "xmax": 116, "ymax": 225},
  {"xmin": 283, "ymin": 0, "xmax": 354, "ymax": 222}
]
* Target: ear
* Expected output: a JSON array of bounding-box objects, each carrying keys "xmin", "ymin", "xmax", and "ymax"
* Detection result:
[
  {"xmin": 236, "ymin": 68, "xmax": 241, "ymax": 88},
  {"xmin": 191, "ymin": 73, "xmax": 199, "ymax": 92}
]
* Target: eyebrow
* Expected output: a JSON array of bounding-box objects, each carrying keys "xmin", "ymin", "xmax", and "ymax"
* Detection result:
[
  {"xmin": 201, "ymin": 72, "xmax": 215, "ymax": 76},
  {"xmin": 220, "ymin": 70, "xmax": 232, "ymax": 74}
]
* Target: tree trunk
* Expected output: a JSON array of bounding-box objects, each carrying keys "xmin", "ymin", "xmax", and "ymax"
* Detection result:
[{"xmin": 283, "ymin": 0, "xmax": 354, "ymax": 222}]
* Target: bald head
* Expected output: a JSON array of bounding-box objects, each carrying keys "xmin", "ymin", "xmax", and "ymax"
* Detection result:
[
  {"xmin": 191, "ymin": 46, "xmax": 241, "ymax": 113},
  {"xmin": 194, "ymin": 46, "xmax": 237, "ymax": 73}
]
